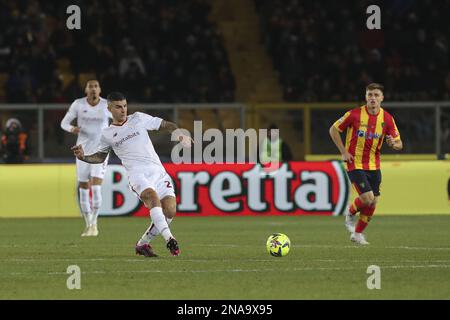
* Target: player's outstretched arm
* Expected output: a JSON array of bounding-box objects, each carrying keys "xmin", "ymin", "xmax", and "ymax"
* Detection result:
[
  {"xmin": 159, "ymin": 120, "xmax": 178, "ymax": 133},
  {"xmin": 82, "ymin": 152, "xmax": 109, "ymax": 163},
  {"xmin": 71, "ymin": 145, "xmax": 108, "ymax": 163},
  {"xmin": 160, "ymin": 120, "xmax": 193, "ymax": 147}
]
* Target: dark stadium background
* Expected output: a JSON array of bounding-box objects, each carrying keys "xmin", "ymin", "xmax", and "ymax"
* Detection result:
[{"xmin": 0, "ymin": 0, "xmax": 448, "ymax": 162}]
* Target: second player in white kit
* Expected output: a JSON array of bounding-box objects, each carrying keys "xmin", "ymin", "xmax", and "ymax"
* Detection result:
[
  {"xmin": 61, "ymin": 80, "xmax": 112, "ymax": 237},
  {"xmin": 71, "ymin": 92, "xmax": 192, "ymax": 256}
]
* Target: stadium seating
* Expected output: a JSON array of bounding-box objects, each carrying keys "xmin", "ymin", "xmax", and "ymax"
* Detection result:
[
  {"xmin": 0, "ymin": 0, "xmax": 235, "ymax": 105},
  {"xmin": 255, "ymin": 0, "xmax": 449, "ymax": 102},
  {"xmin": 177, "ymin": 109, "xmax": 196, "ymax": 134}
]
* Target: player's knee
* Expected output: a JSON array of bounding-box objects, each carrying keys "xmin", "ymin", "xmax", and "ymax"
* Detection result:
[
  {"xmin": 79, "ymin": 182, "xmax": 90, "ymax": 189},
  {"xmin": 361, "ymin": 194, "xmax": 375, "ymax": 206},
  {"xmin": 163, "ymin": 204, "xmax": 176, "ymax": 219},
  {"xmin": 371, "ymin": 197, "xmax": 379, "ymax": 207},
  {"xmin": 360, "ymin": 197, "xmax": 372, "ymax": 206},
  {"xmin": 91, "ymin": 177, "xmax": 103, "ymax": 185},
  {"xmin": 140, "ymin": 189, "xmax": 160, "ymax": 208},
  {"xmin": 140, "ymin": 190, "xmax": 152, "ymax": 201}
]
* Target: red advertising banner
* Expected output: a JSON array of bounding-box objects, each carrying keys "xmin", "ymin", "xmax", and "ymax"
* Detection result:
[{"xmin": 100, "ymin": 162, "xmax": 350, "ymax": 217}]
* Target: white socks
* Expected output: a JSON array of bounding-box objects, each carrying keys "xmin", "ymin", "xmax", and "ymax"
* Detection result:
[
  {"xmin": 79, "ymin": 185, "xmax": 102, "ymax": 227},
  {"xmin": 79, "ymin": 188, "xmax": 91, "ymax": 227},
  {"xmin": 149, "ymin": 207, "xmax": 173, "ymax": 242},
  {"xmin": 138, "ymin": 217, "xmax": 173, "ymax": 245},
  {"xmin": 91, "ymin": 185, "xmax": 102, "ymax": 226}
]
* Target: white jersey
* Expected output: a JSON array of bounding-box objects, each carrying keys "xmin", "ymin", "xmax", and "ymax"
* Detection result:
[
  {"xmin": 97, "ymin": 112, "xmax": 165, "ymax": 173},
  {"xmin": 61, "ymin": 97, "xmax": 111, "ymax": 154}
]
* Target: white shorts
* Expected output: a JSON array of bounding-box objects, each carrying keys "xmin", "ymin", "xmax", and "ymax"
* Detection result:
[
  {"xmin": 76, "ymin": 156, "xmax": 109, "ymax": 182},
  {"xmin": 128, "ymin": 166, "xmax": 175, "ymax": 200}
]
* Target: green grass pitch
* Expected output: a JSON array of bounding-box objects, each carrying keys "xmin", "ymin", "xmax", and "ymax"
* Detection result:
[{"xmin": 0, "ymin": 215, "xmax": 449, "ymax": 299}]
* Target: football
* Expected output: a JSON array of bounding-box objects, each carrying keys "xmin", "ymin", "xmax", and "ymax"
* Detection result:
[{"xmin": 266, "ymin": 233, "xmax": 291, "ymax": 257}]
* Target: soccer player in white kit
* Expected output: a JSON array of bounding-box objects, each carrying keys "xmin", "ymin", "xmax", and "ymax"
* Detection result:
[
  {"xmin": 61, "ymin": 80, "xmax": 112, "ymax": 237},
  {"xmin": 71, "ymin": 92, "xmax": 192, "ymax": 256}
]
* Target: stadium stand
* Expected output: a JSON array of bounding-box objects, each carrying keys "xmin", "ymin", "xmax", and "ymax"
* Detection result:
[
  {"xmin": 0, "ymin": 0, "xmax": 447, "ymax": 161},
  {"xmin": 253, "ymin": 0, "xmax": 449, "ymax": 157},
  {"xmin": 1, "ymin": 0, "xmax": 447, "ymax": 105},
  {"xmin": 0, "ymin": 0, "xmax": 235, "ymax": 104},
  {"xmin": 255, "ymin": 0, "xmax": 449, "ymax": 102}
]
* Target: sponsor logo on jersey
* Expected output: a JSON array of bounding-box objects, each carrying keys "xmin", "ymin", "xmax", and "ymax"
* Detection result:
[
  {"xmin": 80, "ymin": 116, "xmax": 104, "ymax": 122},
  {"xmin": 357, "ymin": 130, "xmax": 381, "ymax": 139},
  {"xmin": 114, "ymin": 131, "xmax": 140, "ymax": 147}
]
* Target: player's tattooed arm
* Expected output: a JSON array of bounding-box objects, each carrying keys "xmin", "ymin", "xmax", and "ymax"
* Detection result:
[
  {"xmin": 160, "ymin": 120, "xmax": 193, "ymax": 147},
  {"xmin": 159, "ymin": 120, "xmax": 178, "ymax": 133},
  {"xmin": 82, "ymin": 152, "xmax": 109, "ymax": 163},
  {"xmin": 71, "ymin": 145, "xmax": 108, "ymax": 163}
]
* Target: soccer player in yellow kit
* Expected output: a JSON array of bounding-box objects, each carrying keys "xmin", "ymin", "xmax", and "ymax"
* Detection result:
[{"xmin": 329, "ymin": 83, "xmax": 403, "ymax": 245}]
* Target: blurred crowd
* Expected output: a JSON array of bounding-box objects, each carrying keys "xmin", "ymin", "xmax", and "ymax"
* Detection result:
[
  {"xmin": 0, "ymin": 0, "xmax": 448, "ymax": 104},
  {"xmin": 0, "ymin": 0, "xmax": 235, "ymax": 103},
  {"xmin": 256, "ymin": 0, "xmax": 449, "ymax": 102},
  {"xmin": 0, "ymin": 0, "xmax": 448, "ymax": 161}
]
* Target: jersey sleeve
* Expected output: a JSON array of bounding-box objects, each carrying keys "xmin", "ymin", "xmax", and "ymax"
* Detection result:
[
  {"xmin": 137, "ymin": 112, "xmax": 163, "ymax": 131},
  {"xmin": 60, "ymin": 101, "xmax": 78, "ymax": 132},
  {"xmin": 97, "ymin": 133, "xmax": 112, "ymax": 153},
  {"xmin": 386, "ymin": 116, "xmax": 401, "ymax": 140},
  {"xmin": 333, "ymin": 111, "xmax": 353, "ymax": 132}
]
